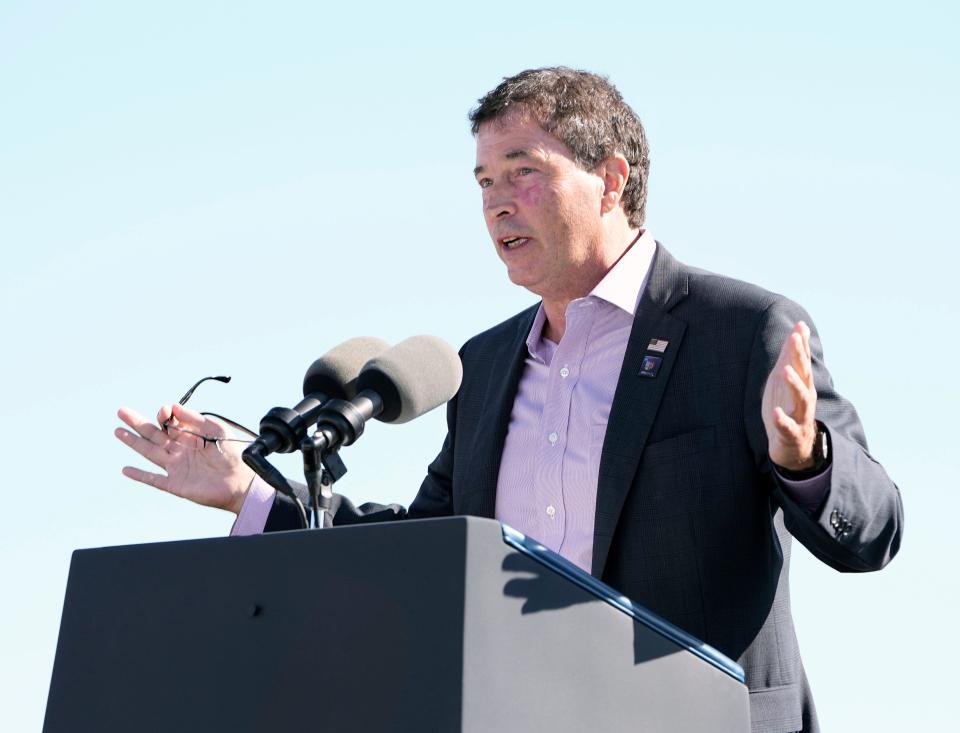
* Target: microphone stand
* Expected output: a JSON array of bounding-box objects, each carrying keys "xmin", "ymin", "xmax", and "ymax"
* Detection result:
[
  {"xmin": 299, "ymin": 395, "xmax": 381, "ymax": 529},
  {"xmin": 301, "ymin": 441, "xmax": 346, "ymax": 529}
]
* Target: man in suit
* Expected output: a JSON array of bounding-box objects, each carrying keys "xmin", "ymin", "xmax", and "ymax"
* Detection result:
[{"xmin": 116, "ymin": 68, "xmax": 903, "ymax": 732}]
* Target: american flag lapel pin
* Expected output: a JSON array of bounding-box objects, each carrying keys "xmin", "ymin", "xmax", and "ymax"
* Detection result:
[{"xmin": 647, "ymin": 338, "xmax": 669, "ymax": 353}]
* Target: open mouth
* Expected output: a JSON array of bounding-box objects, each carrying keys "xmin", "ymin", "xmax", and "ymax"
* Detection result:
[{"xmin": 500, "ymin": 236, "xmax": 530, "ymax": 250}]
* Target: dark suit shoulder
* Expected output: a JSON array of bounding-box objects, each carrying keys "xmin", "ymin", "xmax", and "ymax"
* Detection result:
[
  {"xmin": 681, "ymin": 262, "xmax": 792, "ymax": 314},
  {"xmin": 674, "ymin": 263, "xmax": 820, "ymax": 379},
  {"xmin": 459, "ymin": 302, "xmax": 539, "ymax": 361},
  {"xmin": 651, "ymin": 244, "xmax": 807, "ymax": 328}
]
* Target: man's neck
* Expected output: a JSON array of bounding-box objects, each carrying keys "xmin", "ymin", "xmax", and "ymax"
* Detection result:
[
  {"xmin": 542, "ymin": 301, "xmax": 568, "ymax": 344},
  {"xmin": 541, "ymin": 227, "xmax": 642, "ymax": 342}
]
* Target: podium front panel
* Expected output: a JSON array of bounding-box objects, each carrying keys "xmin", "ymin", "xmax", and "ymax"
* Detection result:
[
  {"xmin": 45, "ymin": 517, "xmax": 749, "ymax": 732},
  {"xmin": 44, "ymin": 521, "xmax": 468, "ymax": 732}
]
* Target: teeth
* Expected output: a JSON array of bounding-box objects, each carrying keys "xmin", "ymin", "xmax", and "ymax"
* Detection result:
[{"xmin": 503, "ymin": 237, "xmax": 526, "ymax": 249}]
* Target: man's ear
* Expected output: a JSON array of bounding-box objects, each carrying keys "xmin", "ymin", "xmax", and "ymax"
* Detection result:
[{"xmin": 599, "ymin": 154, "xmax": 630, "ymax": 215}]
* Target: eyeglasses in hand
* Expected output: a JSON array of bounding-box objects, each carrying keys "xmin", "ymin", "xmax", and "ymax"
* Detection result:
[{"xmin": 162, "ymin": 376, "xmax": 259, "ymax": 453}]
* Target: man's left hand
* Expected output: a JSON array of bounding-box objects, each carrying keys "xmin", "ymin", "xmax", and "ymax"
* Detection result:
[{"xmin": 762, "ymin": 321, "xmax": 818, "ymax": 471}]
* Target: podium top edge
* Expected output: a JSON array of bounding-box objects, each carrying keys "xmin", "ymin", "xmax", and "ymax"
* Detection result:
[{"xmin": 500, "ymin": 524, "xmax": 746, "ymax": 685}]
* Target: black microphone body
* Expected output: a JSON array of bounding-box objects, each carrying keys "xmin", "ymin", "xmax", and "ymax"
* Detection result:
[
  {"xmin": 306, "ymin": 390, "xmax": 384, "ymax": 455},
  {"xmin": 243, "ymin": 334, "xmax": 462, "ymax": 517},
  {"xmin": 252, "ymin": 395, "xmax": 326, "ymax": 455},
  {"xmin": 242, "ymin": 336, "xmax": 390, "ymax": 460},
  {"xmin": 243, "ymin": 393, "xmax": 351, "ymax": 507},
  {"xmin": 241, "ymin": 337, "xmax": 390, "ymax": 509}
]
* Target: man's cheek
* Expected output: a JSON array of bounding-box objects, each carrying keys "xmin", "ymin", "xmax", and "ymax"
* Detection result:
[{"xmin": 517, "ymin": 183, "xmax": 543, "ymax": 207}]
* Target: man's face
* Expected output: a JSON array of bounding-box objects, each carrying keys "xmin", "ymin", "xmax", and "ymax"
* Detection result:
[{"xmin": 474, "ymin": 115, "xmax": 608, "ymax": 303}]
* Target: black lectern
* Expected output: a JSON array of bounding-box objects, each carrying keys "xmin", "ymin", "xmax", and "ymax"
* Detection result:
[{"xmin": 44, "ymin": 517, "xmax": 749, "ymax": 732}]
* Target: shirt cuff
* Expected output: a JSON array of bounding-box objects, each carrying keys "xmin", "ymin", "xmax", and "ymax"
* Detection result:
[
  {"xmin": 229, "ymin": 476, "xmax": 277, "ymax": 536},
  {"xmin": 775, "ymin": 464, "xmax": 832, "ymax": 514}
]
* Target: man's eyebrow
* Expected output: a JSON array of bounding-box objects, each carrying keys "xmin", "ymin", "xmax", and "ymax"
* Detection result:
[{"xmin": 473, "ymin": 149, "xmax": 535, "ymax": 177}]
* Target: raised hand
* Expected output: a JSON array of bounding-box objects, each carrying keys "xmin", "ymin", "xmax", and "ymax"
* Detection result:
[
  {"xmin": 115, "ymin": 403, "xmax": 255, "ymax": 515},
  {"xmin": 762, "ymin": 321, "xmax": 818, "ymax": 471}
]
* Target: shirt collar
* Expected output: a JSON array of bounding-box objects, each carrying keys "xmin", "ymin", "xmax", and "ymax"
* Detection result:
[
  {"xmin": 590, "ymin": 229, "xmax": 657, "ymax": 317},
  {"xmin": 525, "ymin": 231, "xmax": 657, "ymax": 360}
]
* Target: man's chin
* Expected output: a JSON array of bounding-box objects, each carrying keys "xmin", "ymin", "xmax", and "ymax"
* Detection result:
[{"xmin": 504, "ymin": 268, "xmax": 544, "ymax": 295}]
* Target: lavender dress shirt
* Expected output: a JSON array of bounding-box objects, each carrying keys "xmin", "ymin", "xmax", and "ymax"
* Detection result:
[{"xmin": 233, "ymin": 231, "xmax": 830, "ymax": 570}]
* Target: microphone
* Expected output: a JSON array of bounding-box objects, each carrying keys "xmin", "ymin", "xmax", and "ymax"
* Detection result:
[
  {"xmin": 306, "ymin": 335, "xmax": 463, "ymax": 453},
  {"xmin": 244, "ymin": 336, "xmax": 390, "ymax": 458}
]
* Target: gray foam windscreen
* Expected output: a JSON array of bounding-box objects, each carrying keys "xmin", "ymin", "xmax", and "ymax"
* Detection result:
[
  {"xmin": 358, "ymin": 335, "xmax": 463, "ymax": 424},
  {"xmin": 302, "ymin": 337, "xmax": 391, "ymax": 399}
]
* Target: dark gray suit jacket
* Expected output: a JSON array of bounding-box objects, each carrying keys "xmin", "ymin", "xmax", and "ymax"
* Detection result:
[{"xmin": 268, "ymin": 244, "xmax": 903, "ymax": 733}]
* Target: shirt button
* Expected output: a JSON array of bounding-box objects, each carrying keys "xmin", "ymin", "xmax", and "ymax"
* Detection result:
[
  {"xmin": 559, "ymin": 366, "xmax": 570, "ymax": 378},
  {"xmin": 546, "ymin": 505, "xmax": 556, "ymax": 517},
  {"xmin": 548, "ymin": 432, "xmax": 558, "ymax": 444}
]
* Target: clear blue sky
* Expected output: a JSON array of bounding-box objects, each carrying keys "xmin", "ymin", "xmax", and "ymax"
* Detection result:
[{"xmin": 1, "ymin": 1, "xmax": 957, "ymax": 728}]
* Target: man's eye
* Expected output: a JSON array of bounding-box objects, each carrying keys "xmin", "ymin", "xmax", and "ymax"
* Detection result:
[
  {"xmin": 478, "ymin": 178, "xmax": 493, "ymax": 188},
  {"xmin": 518, "ymin": 167, "xmax": 533, "ymax": 176}
]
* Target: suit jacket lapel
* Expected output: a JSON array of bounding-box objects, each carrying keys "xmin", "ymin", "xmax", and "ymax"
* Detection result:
[
  {"xmin": 461, "ymin": 306, "xmax": 538, "ymax": 518},
  {"xmin": 592, "ymin": 245, "xmax": 690, "ymax": 576}
]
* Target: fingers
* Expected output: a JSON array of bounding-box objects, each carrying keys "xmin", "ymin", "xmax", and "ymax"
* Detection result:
[
  {"xmin": 156, "ymin": 404, "xmax": 174, "ymax": 428},
  {"xmin": 114, "ymin": 407, "xmax": 170, "ymax": 452},
  {"xmin": 764, "ymin": 322, "xmax": 818, "ymax": 468},
  {"xmin": 117, "ymin": 406, "xmax": 181, "ymax": 468},
  {"xmin": 115, "ymin": 424, "xmax": 171, "ymax": 469},
  {"xmin": 781, "ymin": 364, "xmax": 816, "ymax": 424},
  {"xmin": 771, "ymin": 403, "xmax": 817, "ymax": 470},
  {"xmin": 798, "ymin": 321, "xmax": 812, "ymax": 362},
  {"xmin": 770, "ymin": 357, "xmax": 817, "ymax": 468},
  {"xmin": 121, "ymin": 465, "xmax": 171, "ymax": 493},
  {"xmin": 772, "ymin": 405, "xmax": 805, "ymax": 445},
  {"xmin": 171, "ymin": 402, "xmax": 230, "ymax": 438},
  {"xmin": 788, "ymin": 323, "xmax": 813, "ymax": 387},
  {"xmin": 773, "ymin": 405, "xmax": 796, "ymax": 431},
  {"xmin": 119, "ymin": 406, "xmax": 167, "ymax": 444}
]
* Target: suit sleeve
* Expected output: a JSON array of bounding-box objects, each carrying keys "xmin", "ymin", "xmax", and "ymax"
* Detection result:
[{"xmin": 744, "ymin": 297, "xmax": 904, "ymax": 572}]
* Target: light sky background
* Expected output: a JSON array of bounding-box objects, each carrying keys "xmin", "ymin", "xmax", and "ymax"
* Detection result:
[{"xmin": 1, "ymin": 1, "xmax": 957, "ymax": 729}]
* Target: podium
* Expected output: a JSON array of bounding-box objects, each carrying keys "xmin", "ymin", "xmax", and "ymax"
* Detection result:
[{"xmin": 44, "ymin": 517, "xmax": 749, "ymax": 731}]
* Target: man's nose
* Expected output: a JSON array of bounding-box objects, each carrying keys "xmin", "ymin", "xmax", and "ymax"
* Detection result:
[{"xmin": 484, "ymin": 193, "xmax": 516, "ymax": 221}]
